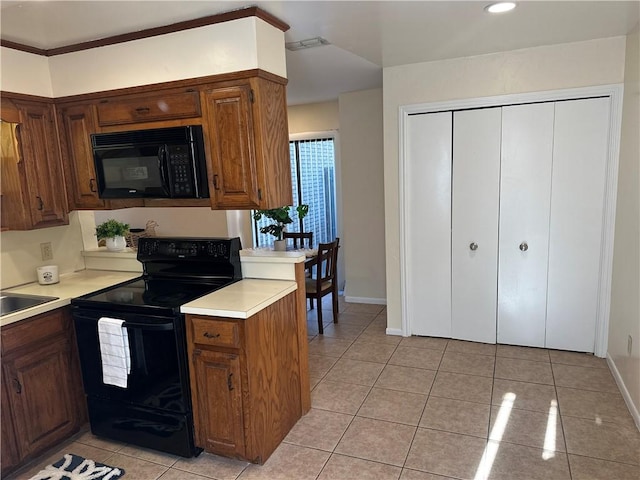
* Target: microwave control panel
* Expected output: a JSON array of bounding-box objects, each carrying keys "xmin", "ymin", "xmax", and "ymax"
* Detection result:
[{"xmin": 167, "ymin": 145, "xmax": 195, "ymax": 196}]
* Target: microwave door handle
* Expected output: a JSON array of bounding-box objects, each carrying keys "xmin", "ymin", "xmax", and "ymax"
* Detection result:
[{"xmin": 158, "ymin": 145, "xmax": 171, "ymax": 196}]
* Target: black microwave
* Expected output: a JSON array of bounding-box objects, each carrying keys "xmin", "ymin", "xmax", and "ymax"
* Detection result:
[{"xmin": 91, "ymin": 125, "xmax": 209, "ymax": 199}]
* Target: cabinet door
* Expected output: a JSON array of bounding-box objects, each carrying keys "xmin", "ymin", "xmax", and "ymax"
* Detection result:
[
  {"xmin": 451, "ymin": 108, "xmax": 501, "ymax": 344},
  {"xmin": 58, "ymin": 104, "xmax": 105, "ymax": 210},
  {"xmin": 202, "ymin": 85, "xmax": 260, "ymax": 209},
  {"xmin": 15, "ymin": 101, "xmax": 68, "ymax": 228},
  {"xmin": 191, "ymin": 349, "xmax": 245, "ymax": 458},
  {"xmin": 1, "ymin": 369, "xmax": 20, "ymax": 476},
  {"xmin": 545, "ymin": 98, "xmax": 610, "ymax": 352},
  {"xmin": 4, "ymin": 338, "xmax": 78, "ymax": 458},
  {"xmin": 498, "ymin": 103, "xmax": 554, "ymax": 348},
  {"xmin": 406, "ymin": 112, "xmax": 452, "ymax": 337}
]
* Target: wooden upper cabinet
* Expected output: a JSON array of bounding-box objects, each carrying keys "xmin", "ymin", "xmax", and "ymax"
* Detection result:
[
  {"xmin": 96, "ymin": 89, "xmax": 201, "ymax": 126},
  {"xmin": 57, "ymin": 103, "xmax": 105, "ymax": 210},
  {"xmin": 202, "ymin": 77, "xmax": 292, "ymax": 209},
  {"xmin": 203, "ymin": 84, "xmax": 260, "ymax": 209},
  {"xmin": 1, "ymin": 98, "xmax": 68, "ymax": 230}
]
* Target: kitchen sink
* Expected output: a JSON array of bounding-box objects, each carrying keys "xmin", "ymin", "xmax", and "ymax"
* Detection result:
[{"xmin": 0, "ymin": 292, "xmax": 59, "ymax": 316}]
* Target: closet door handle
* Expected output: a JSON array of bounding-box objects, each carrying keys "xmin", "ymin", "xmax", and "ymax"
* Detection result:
[
  {"xmin": 519, "ymin": 242, "xmax": 529, "ymax": 252},
  {"xmin": 469, "ymin": 242, "xmax": 478, "ymax": 251}
]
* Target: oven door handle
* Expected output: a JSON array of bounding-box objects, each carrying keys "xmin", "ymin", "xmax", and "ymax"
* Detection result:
[{"xmin": 122, "ymin": 321, "xmax": 174, "ymax": 331}]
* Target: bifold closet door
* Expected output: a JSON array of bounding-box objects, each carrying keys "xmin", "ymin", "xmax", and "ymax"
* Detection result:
[
  {"xmin": 451, "ymin": 108, "xmax": 501, "ymax": 344},
  {"xmin": 406, "ymin": 112, "xmax": 452, "ymax": 337},
  {"xmin": 498, "ymin": 103, "xmax": 555, "ymax": 348},
  {"xmin": 545, "ymin": 97, "xmax": 610, "ymax": 352}
]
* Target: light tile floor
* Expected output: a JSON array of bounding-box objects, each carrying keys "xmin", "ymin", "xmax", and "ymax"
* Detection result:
[{"xmin": 9, "ymin": 299, "xmax": 640, "ymax": 480}]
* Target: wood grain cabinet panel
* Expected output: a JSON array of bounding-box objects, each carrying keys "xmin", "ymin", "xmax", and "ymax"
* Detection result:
[
  {"xmin": 0, "ymin": 308, "xmax": 86, "ymax": 477},
  {"xmin": 96, "ymin": 90, "xmax": 201, "ymax": 126},
  {"xmin": 1, "ymin": 98, "xmax": 68, "ymax": 230},
  {"xmin": 57, "ymin": 103, "xmax": 105, "ymax": 210},
  {"xmin": 186, "ymin": 291, "xmax": 307, "ymax": 464},
  {"xmin": 202, "ymin": 76, "xmax": 292, "ymax": 210}
]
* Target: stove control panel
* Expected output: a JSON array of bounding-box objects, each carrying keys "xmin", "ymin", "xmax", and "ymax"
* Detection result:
[{"xmin": 137, "ymin": 237, "xmax": 238, "ymax": 259}]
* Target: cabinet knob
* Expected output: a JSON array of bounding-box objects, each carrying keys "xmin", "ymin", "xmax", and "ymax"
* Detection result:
[
  {"xmin": 469, "ymin": 242, "xmax": 478, "ymax": 251},
  {"xmin": 519, "ymin": 242, "xmax": 529, "ymax": 252}
]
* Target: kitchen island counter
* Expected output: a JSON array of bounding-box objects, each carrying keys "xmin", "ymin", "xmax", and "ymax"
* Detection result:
[{"xmin": 180, "ymin": 279, "xmax": 297, "ymax": 319}]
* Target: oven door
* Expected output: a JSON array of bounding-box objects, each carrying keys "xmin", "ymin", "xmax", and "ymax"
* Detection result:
[{"xmin": 72, "ymin": 307, "xmax": 190, "ymax": 414}]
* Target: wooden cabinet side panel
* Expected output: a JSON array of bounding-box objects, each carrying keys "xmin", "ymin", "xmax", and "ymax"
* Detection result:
[
  {"xmin": 251, "ymin": 78, "xmax": 293, "ymax": 208},
  {"xmin": 243, "ymin": 292, "xmax": 301, "ymax": 462},
  {"xmin": 57, "ymin": 103, "xmax": 105, "ymax": 210},
  {"xmin": 294, "ymin": 263, "xmax": 311, "ymax": 413}
]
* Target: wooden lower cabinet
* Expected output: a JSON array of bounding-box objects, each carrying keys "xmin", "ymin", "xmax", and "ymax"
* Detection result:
[
  {"xmin": 0, "ymin": 308, "xmax": 86, "ymax": 477},
  {"xmin": 186, "ymin": 291, "xmax": 307, "ymax": 463}
]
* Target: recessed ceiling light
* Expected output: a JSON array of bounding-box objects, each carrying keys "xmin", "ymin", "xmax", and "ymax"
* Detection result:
[{"xmin": 485, "ymin": 2, "xmax": 517, "ymax": 14}]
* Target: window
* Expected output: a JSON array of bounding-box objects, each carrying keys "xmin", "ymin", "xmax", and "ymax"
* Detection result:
[{"xmin": 254, "ymin": 136, "xmax": 337, "ymax": 247}]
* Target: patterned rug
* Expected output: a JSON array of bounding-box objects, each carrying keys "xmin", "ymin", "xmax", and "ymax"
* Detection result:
[{"xmin": 28, "ymin": 453, "xmax": 125, "ymax": 480}]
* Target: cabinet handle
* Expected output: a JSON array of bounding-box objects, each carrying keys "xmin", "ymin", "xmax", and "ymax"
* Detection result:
[
  {"xmin": 203, "ymin": 332, "xmax": 220, "ymax": 339},
  {"xmin": 89, "ymin": 178, "xmax": 97, "ymax": 193},
  {"xmin": 135, "ymin": 107, "xmax": 150, "ymax": 114},
  {"xmin": 12, "ymin": 378, "xmax": 22, "ymax": 394},
  {"xmin": 36, "ymin": 196, "xmax": 44, "ymax": 211},
  {"xmin": 227, "ymin": 373, "xmax": 234, "ymax": 391},
  {"xmin": 213, "ymin": 174, "xmax": 219, "ymax": 190}
]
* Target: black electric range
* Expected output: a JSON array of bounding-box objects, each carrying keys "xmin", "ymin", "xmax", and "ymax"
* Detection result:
[{"xmin": 70, "ymin": 237, "xmax": 242, "ymax": 457}]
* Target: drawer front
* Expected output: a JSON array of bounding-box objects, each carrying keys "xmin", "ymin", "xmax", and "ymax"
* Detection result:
[
  {"xmin": 1, "ymin": 308, "xmax": 68, "ymax": 356},
  {"xmin": 190, "ymin": 318, "xmax": 239, "ymax": 348},
  {"xmin": 97, "ymin": 91, "xmax": 201, "ymax": 126}
]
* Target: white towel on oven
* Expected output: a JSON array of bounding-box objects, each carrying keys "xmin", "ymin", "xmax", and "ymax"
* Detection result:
[{"xmin": 98, "ymin": 317, "xmax": 131, "ymax": 388}]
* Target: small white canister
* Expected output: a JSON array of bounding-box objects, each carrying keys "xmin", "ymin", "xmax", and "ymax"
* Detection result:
[{"xmin": 37, "ymin": 265, "xmax": 59, "ymax": 285}]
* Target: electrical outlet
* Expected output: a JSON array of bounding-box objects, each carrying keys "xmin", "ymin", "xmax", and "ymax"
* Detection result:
[
  {"xmin": 628, "ymin": 335, "xmax": 633, "ymax": 356},
  {"xmin": 40, "ymin": 242, "xmax": 53, "ymax": 261}
]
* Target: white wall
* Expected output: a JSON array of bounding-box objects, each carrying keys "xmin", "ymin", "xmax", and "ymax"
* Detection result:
[
  {"xmin": 0, "ymin": 211, "xmax": 92, "ymax": 288},
  {"xmin": 94, "ymin": 208, "xmax": 229, "ymax": 240},
  {"xmin": 0, "ymin": 47, "xmax": 53, "ymax": 96},
  {"xmin": 339, "ymin": 88, "xmax": 386, "ymax": 303},
  {"xmin": 609, "ymin": 25, "xmax": 640, "ymax": 424},
  {"xmin": 383, "ymin": 36, "xmax": 627, "ymax": 332},
  {"xmin": 288, "ymin": 101, "xmax": 339, "ymax": 134}
]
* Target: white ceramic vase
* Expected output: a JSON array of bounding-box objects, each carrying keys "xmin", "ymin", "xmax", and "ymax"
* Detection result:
[
  {"xmin": 274, "ymin": 239, "xmax": 287, "ymax": 251},
  {"xmin": 105, "ymin": 235, "xmax": 127, "ymax": 252}
]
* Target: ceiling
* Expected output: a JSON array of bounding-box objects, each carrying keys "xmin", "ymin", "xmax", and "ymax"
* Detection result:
[{"xmin": 1, "ymin": 1, "xmax": 638, "ymax": 105}]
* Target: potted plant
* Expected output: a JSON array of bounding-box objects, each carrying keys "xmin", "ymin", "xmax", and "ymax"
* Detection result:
[
  {"xmin": 253, "ymin": 205, "xmax": 309, "ymax": 251},
  {"xmin": 96, "ymin": 218, "xmax": 130, "ymax": 251}
]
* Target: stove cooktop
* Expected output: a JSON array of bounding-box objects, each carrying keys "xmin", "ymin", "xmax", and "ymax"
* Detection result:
[{"xmin": 71, "ymin": 277, "xmax": 232, "ymax": 316}]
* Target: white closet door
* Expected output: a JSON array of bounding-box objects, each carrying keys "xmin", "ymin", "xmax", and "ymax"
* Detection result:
[
  {"xmin": 451, "ymin": 108, "xmax": 501, "ymax": 344},
  {"xmin": 498, "ymin": 103, "xmax": 554, "ymax": 347},
  {"xmin": 545, "ymin": 98, "xmax": 610, "ymax": 352},
  {"xmin": 406, "ymin": 112, "xmax": 452, "ymax": 337}
]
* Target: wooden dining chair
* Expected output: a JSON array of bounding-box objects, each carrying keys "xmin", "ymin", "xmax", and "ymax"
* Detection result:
[
  {"xmin": 283, "ymin": 231, "xmax": 313, "ymax": 249},
  {"xmin": 305, "ymin": 238, "xmax": 339, "ymax": 334}
]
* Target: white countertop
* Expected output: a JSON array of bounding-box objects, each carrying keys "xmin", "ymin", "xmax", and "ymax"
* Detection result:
[
  {"xmin": 1, "ymin": 270, "xmax": 141, "ymax": 326},
  {"xmin": 181, "ymin": 279, "xmax": 297, "ymax": 319},
  {"xmin": 240, "ymin": 248, "xmax": 308, "ymax": 263}
]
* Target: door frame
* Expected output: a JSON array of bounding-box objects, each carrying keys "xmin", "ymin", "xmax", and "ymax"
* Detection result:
[{"xmin": 398, "ymin": 84, "xmax": 624, "ymax": 357}]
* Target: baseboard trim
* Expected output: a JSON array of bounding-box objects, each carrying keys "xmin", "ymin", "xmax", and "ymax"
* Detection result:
[
  {"xmin": 345, "ymin": 296, "xmax": 387, "ymax": 305},
  {"xmin": 607, "ymin": 354, "xmax": 640, "ymax": 431},
  {"xmin": 386, "ymin": 328, "xmax": 403, "ymax": 336}
]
